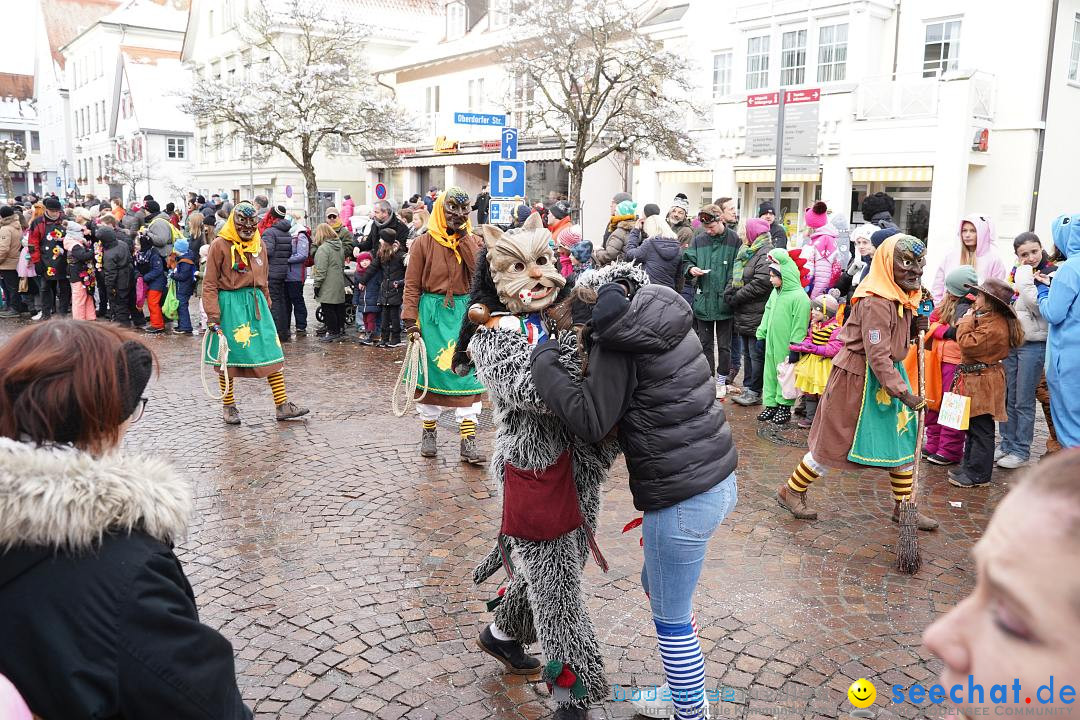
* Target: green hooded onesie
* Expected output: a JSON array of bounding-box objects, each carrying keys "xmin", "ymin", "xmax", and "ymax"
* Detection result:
[{"xmin": 756, "ymin": 249, "xmax": 812, "ymax": 407}]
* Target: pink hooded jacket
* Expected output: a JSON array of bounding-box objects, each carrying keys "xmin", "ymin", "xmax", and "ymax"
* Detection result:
[
  {"xmin": 341, "ymin": 197, "xmax": 356, "ymax": 232},
  {"xmin": 931, "ymin": 215, "xmax": 1007, "ymax": 303},
  {"xmin": 805, "ymin": 223, "xmax": 839, "ymax": 299}
]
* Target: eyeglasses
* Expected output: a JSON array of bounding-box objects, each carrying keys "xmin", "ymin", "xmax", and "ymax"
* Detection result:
[
  {"xmin": 131, "ymin": 396, "xmax": 149, "ymax": 424},
  {"xmin": 327, "ymin": 214, "xmax": 338, "ymax": 220},
  {"xmin": 698, "ymin": 212, "xmax": 719, "ymax": 224}
]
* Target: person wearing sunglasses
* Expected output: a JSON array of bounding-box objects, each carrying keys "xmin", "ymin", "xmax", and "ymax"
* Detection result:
[
  {"xmin": 0, "ymin": 320, "xmax": 251, "ymax": 719},
  {"xmin": 683, "ymin": 198, "xmax": 742, "ymax": 398}
]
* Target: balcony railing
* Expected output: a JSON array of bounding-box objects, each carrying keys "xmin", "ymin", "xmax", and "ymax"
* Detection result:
[{"xmin": 855, "ymin": 70, "xmax": 995, "ymax": 122}]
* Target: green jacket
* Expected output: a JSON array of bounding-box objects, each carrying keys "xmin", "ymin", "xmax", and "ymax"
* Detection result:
[
  {"xmin": 683, "ymin": 226, "xmax": 742, "ymax": 320},
  {"xmin": 756, "ymin": 248, "xmax": 811, "ymax": 406},
  {"xmin": 313, "ymin": 236, "xmax": 347, "ymax": 304}
]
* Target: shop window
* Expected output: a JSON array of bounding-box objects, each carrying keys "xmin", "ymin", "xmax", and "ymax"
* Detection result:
[{"xmin": 923, "ymin": 19, "xmax": 961, "ymax": 78}]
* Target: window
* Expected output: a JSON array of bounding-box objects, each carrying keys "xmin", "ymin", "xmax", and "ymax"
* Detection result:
[
  {"xmin": 780, "ymin": 29, "xmax": 807, "ymax": 85},
  {"xmin": 712, "ymin": 52, "xmax": 732, "ymax": 98},
  {"xmin": 30, "ymin": 131, "xmax": 39, "ymax": 151},
  {"xmin": 817, "ymin": 23, "xmax": 848, "ymax": 82},
  {"xmin": 425, "ymin": 85, "xmax": 440, "ymax": 114},
  {"xmin": 468, "ymin": 78, "xmax": 485, "ymax": 111},
  {"xmin": 447, "ymin": 2, "xmax": 467, "ymax": 40},
  {"xmin": 511, "ymin": 73, "xmax": 536, "ymax": 128},
  {"xmin": 167, "ymin": 137, "xmax": 187, "ymax": 159},
  {"xmin": 1069, "ymin": 13, "xmax": 1079, "ymax": 82},
  {"xmin": 923, "ymin": 19, "xmax": 962, "ymax": 77},
  {"xmin": 746, "ymin": 35, "xmax": 770, "ymax": 90},
  {"xmin": 208, "ymin": 8, "xmax": 215, "ymax": 34},
  {"xmin": 489, "ymin": 0, "xmax": 509, "ymax": 29}
]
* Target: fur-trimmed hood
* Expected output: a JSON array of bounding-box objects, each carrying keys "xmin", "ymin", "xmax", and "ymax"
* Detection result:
[
  {"xmin": 0, "ymin": 437, "xmax": 192, "ymax": 551},
  {"xmin": 571, "ymin": 260, "xmax": 650, "ymax": 292}
]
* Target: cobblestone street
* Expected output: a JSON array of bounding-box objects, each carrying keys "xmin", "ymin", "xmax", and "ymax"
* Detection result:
[{"xmin": 1, "ymin": 314, "xmax": 1046, "ymax": 720}]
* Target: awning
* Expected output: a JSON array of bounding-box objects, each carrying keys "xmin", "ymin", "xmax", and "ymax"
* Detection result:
[
  {"xmin": 734, "ymin": 169, "xmax": 821, "ymax": 182},
  {"xmin": 851, "ymin": 167, "xmax": 933, "ymax": 182},
  {"xmin": 387, "ymin": 147, "xmax": 565, "ymax": 168},
  {"xmin": 657, "ymin": 170, "xmax": 713, "ymax": 183}
]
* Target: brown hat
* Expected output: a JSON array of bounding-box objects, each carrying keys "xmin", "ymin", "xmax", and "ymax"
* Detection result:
[
  {"xmin": 965, "ymin": 278, "xmax": 1016, "ymax": 318},
  {"xmin": 326, "ymin": 206, "xmax": 340, "ymax": 217}
]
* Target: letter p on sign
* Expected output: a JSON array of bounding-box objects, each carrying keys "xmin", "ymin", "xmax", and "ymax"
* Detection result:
[{"xmin": 489, "ymin": 160, "xmax": 526, "ymax": 198}]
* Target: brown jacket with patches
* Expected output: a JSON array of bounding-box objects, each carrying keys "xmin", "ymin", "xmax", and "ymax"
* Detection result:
[{"xmin": 955, "ymin": 309, "xmax": 1011, "ymax": 421}]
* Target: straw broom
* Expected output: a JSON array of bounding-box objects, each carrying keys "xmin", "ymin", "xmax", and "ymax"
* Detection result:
[{"xmin": 897, "ymin": 329, "xmax": 926, "ymax": 574}]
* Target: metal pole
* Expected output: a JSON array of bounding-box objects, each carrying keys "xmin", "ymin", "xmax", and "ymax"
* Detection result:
[
  {"xmin": 1029, "ymin": 0, "xmax": 1059, "ymax": 231},
  {"xmin": 248, "ymin": 136, "xmax": 254, "ymax": 200},
  {"xmin": 773, "ymin": 87, "xmax": 786, "ymax": 220}
]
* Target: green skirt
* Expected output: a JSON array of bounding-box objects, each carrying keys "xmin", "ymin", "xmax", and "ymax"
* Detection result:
[
  {"xmin": 847, "ymin": 362, "xmax": 917, "ymax": 467},
  {"xmin": 203, "ymin": 288, "xmax": 284, "ymax": 374},
  {"xmin": 417, "ymin": 292, "xmax": 484, "ymax": 397}
]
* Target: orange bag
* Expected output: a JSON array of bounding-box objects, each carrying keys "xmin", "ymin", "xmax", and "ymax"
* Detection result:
[{"xmin": 903, "ymin": 327, "xmax": 944, "ymax": 411}]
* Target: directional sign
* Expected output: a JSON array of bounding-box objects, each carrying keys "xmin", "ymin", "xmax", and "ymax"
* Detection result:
[
  {"xmin": 500, "ymin": 127, "xmax": 519, "ymax": 160},
  {"xmin": 55, "ymin": 176, "xmax": 61, "ymax": 188},
  {"xmin": 489, "ymin": 160, "xmax": 526, "ymax": 199},
  {"xmin": 453, "ymin": 112, "xmax": 507, "ymax": 127},
  {"xmin": 488, "ymin": 199, "xmax": 518, "ymax": 224},
  {"xmin": 744, "ymin": 87, "xmax": 821, "ymax": 157}
]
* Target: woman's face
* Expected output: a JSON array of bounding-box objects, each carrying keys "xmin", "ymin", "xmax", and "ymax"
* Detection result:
[
  {"xmin": 922, "ymin": 488, "xmax": 1080, "ymax": 718},
  {"xmin": 1016, "ymin": 241, "xmax": 1043, "ymax": 268},
  {"xmin": 854, "ymin": 235, "xmax": 874, "ymax": 258},
  {"xmin": 961, "ymin": 222, "xmax": 979, "ymax": 249}
]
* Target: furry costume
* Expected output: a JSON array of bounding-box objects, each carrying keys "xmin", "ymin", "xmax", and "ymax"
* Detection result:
[{"xmin": 457, "ymin": 216, "xmax": 642, "ymax": 712}]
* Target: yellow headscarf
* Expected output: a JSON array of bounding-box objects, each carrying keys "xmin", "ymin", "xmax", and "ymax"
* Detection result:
[
  {"xmin": 218, "ymin": 203, "xmax": 262, "ymax": 271},
  {"xmin": 427, "ymin": 190, "xmax": 473, "ymax": 264},
  {"xmin": 852, "ymin": 235, "xmax": 922, "ymax": 315}
]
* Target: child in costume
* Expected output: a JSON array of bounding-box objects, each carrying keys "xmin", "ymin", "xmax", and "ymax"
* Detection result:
[
  {"xmin": 788, "ymin": 293, "xmax": 841, "ymax": 428},
  {"xmin": 169, "ymin": 238, "xmax": 197, "ymax": 336},
  {"xmin": 802, "ymin": 202, "xmax": 842, "ymax": 299},
  {"xmin": 930, "ymin": 215, "xmax": 1007, "ymax": 303},
  {"xmin": 777, "ymin": 235, "xmax": 939, "ymax": 530},
  {"xmin": 755, "ymin": 249, "xmax": 811, "ymax": 426},
  {"xmin": 202, "ymin": 201, "xmax": 309, "ymax": 425},
  {"xmin": 1036, "ymin": 213, "xmax": 1080, "ymax": 449},
  {"xmin": 62, "ymin": 219, "xmax": 96, "ymax": 321},
  {"xmin": 922, "ymin": 266, "xmax": 976, "ymax": 466},
  {"xmin": 454, "ymin": 213, "xmax": 621, "ymax": 720},
  {"xmin": 948, "ymin": 278, "xmax": 1025, "ymax": 488},
  {"xmin": 998, "ymin": 233, "xmax": 1056, "ymax": 467},
  {"xmin": 353, "ymin": 250, "xmax": 381, "ymax": 343}
]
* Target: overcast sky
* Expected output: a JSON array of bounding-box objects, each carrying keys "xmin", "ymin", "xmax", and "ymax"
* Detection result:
[{"xmin": 3, "ymin": 1, "xmax": 38, "ymax": 76}]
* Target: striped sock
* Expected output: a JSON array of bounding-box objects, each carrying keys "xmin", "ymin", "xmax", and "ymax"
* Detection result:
[
  {"xmin": 267, "ymin": 371, "xmax": 287, "ymax": 406},
  {"xmin": 422, "ymin": 419, "xmax": 437, "ymax": 431},
  {"xmin": 787, "ymin": 454, "xmax": 821, "ymax": 494},
  {"xmin": 460, "ymin": 418, "xmax": 476, "ymax": 439},
  {"xmin": 655, "ymin": 618, "xmax": 707, "ymax": 719},
  {"xmin": 218, "ymin": 374, "xmax": 235, "ymax": 406},
  {"xmin": 890, "ymin": 468, "xmax": 914, "ymax": 501}
]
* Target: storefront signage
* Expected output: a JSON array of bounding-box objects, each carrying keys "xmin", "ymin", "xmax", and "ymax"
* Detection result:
[
  {"xmin": 433, "ymin": 136, "xmax": 459, "ymax": 153},
  {"xmin": 394, "ymin": 147, "xmax": 416, "ymax": 156},
  {"xmin": 482, "ymin": 140, "xmax": 501, "ymax": 151}
]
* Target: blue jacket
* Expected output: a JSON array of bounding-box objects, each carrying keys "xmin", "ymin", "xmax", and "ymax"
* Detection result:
[
  {"xmin": 624, "ymin": 228, "xmax": 683, "ymax": 290},
  {"xmin": 135, "ymin": 248, "xmax": 166, "ymax": 293},
  {"xmin": 1037, "ymin": 212, "xmax": 1080, "ymax": 447},
  {"xmin": 286, "ymin": 230, "xmax": 309, "ymax": 283},
  {"xmin": 355, "ymin": 265, "xmax": 381, "ymax": 313},
  {"xmin": 171, "ymin": 251, "xmax": 197, "ymax": 294}
]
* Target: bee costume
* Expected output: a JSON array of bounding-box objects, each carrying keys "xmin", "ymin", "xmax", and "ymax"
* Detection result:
[{"xmin": 202, "ymin": 201, "xmax": 308, "ymax": 423}]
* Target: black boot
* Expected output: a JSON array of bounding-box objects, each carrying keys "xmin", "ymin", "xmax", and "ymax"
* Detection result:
[
  {"xmin": 773, "ymin": 406, "xmax": 792, "ymax": 425},
  {"xmin": 476, "ymin": 624, "xmax": 541, "ymax": 675},
  {"xmin": 757, "ymin": 406, "xmax": 778, "ymax": 422}
]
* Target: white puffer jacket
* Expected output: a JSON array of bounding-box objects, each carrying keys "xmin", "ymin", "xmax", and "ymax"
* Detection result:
[{"xmin": 1012, "ymin": 264, "xmax": 1048, "ymax": 342}]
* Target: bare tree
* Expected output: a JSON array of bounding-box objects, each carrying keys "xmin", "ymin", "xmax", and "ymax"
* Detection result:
[
  {"xmin": 180, "ymin": 0, "xmax": 413, "ymax": 216},
  {"xmin": 105, "ymin": 153, "xmax": 151, "ymax": 204},
  {"xmin": 0, "ymin": 140, "xmax": 28, "ymax": 200},
  {"xmin": 501, "ymin": 0, "xmax": 699, "ymax": 215}
]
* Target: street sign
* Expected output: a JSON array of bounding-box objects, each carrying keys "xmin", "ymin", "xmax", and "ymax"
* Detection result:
[
  {"xmin": 489, "ymin": 160, "xmax": 526, "ymax": 199},
  {"xmin": 54, "ymin": 176, "xmax": 61, "ymax": 188},
  {"xmin": 67, "ymin": 180, "xmax": 75, "ymax": 190},
  {"xmin": 744, "ymin": 88, "xmax": 820, "ymax": 157},
  {"xmin": 375, "ymin": 183, "xmax": 387, "ymax": 200},
  {"xmin": 488, "ymin": 199, "xmax": 518, "ymax": 224},
  {"xmin": 454, "ymin": 112, "xmax": 507, "ymax": 127},
  {"xmin": 285, "ymin": 185, "xmax": 293, "ymax": 198},
  {"xmin": 500, "ymin": 127, "xmax": 519, "ymax": 160}
]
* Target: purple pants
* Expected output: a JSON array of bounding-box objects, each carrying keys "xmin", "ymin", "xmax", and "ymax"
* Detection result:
[{"xmin": 923, "ymin": 361, "xmax": 967, "ymax": 462}]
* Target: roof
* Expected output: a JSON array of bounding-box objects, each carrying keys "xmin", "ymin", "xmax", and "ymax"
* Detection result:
[
  {"xmin": 0, "ymin": 73, "xmax": 34, "ymax": 101},
  {"xmin": 642, "ymin": 4, "xmax": 689, "ymax": 26},
  {"xmin": 99, "ymin": 0, "xmax": 190, "ymax": 32},
  {"xmin": 41, "ymin": 0, "xmax": 121, "ymax": 68},
  {"xmin": 121, "ymin": 47, "xmax": 193, "ymax": 134}
]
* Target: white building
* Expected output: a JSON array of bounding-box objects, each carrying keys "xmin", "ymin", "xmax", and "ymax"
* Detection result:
[
  {"xmin": 59, "ymin": 0, "xmax": 190, "ymax": 206},
  {"xmin": 370, "ymin": 0, "xmax": 627, "ymax": 235},
  {"xmin": 634, "ymin": 0, "xmax": 1080, "ymax": 273},
  {"xmin": 30, "ymin": 0, "xmax": 122, "ymax": 200},
  {"xmin": 180, "ymin": 0, "xmax": 442, "ymax": 215},
  {"xmin": 0, "ymin": 73, "xmax": 45, "ymax": 199}
]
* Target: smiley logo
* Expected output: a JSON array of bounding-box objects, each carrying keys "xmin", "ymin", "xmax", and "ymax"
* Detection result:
[{"xmin": 848, "ymin": 678, "xmax": 876, "ymax": 708}]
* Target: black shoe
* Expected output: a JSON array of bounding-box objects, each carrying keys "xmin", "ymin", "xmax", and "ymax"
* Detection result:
[
  {"xmin": 772, "ymin": 406, "xmax": 792, "ymax": 425},
  {"xmin": 757, "ymin": 407, "xmax": 778, "ymax": 422},
  {"xmin": 295, "ymin": 328, "xmax": 307, "ymax": 336},
  {"xmin": 553, "ymin": 706, "xmax": 587, "ymax": 720},
  {"xmin": 387, "ymin": 337, "xmax": 403, "ymax": 348},
  {"xmin": 176, "ymin": 330, "xmax": 194, "ymax": 336},
  {"xmin": 143, "ymin": 327, "xmax": 164, "ymax": 334},
  {"xmin": 359, "ymin": 334, "xmax": 376, "ymax": 346},
  {"xmin": 926, "ymin": 453, "xmax": 957, "ymax": 466},
  {"xmin": 476, "ymin": 625, "xmax": 541, "ymax": 675},
  {"xmin": 948, "ymin": 470, "xmax": 988, "ymax": 488}
]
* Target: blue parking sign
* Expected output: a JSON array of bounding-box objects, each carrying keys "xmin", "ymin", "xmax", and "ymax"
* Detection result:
[
  {"xmin": 489, "ymin": 160, "xmax": 525, "ymax": 198},
  {"xmin": 500, "ymin": 128, "xmax": 518, "ymax": 160}
]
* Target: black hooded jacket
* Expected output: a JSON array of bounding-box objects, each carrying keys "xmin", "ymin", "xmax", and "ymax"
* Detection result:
[
  {"xmin": 530, "ymin": 283, "xmax": 738, "ymax": 511},
  {"xmin": 99, "ymin": 228, "xmax": 132, "ymax": 292},
  {"xmin": 263, "ymin": 218, "xmax": 294, "ymax": 281},
  {"xmin": 357, "ymin": 214, "xmax": 411, "ymax": 254}
]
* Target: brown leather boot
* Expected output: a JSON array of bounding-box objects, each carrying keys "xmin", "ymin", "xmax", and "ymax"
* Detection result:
[
  {"xmin": 776, "ymin": 484, "xmax": 818, "ymax": 520},
  {"xmin": 891, "ymin": 500, "xmax": 939, "ymax": 531}
]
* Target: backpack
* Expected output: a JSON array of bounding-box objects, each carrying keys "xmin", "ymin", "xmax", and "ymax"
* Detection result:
[{"xmin": 137, "ymin": 216, "xmax": 182, "ymax": 251}]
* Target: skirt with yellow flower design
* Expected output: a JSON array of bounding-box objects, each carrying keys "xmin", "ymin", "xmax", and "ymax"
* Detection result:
[
  {"xmin": 203, "ymin": 288, "xmax": 284, "ymax": 378},
  {"xmin": 416, "ymin": 292, "xmax": 484, "ymax": 407}
]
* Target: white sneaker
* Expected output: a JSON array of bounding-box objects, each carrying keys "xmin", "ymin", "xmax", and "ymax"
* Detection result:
[
  {"xmin": 31, "ymin": 312, "xmax": 42, "ymax": 321},
  {"xmin": 994, "ymin": 447, "xmax": 1007, "ymax": 462},
  {"xmin": 715, "ymin": 381, "xmax": 727, "ymax": 400},
  {"xmin": 996, "ymin": 454, "xmax": 1026, "ymax": 469}
]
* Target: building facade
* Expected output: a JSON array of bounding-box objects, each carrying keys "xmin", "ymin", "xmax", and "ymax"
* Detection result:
[
  {"xmin": 180, "ymin": 0, "xmax": 441, "ymax": 217},
  {"xmin": 634, "ymin": 0, "xmax": 1080, "ymax": 273},
  {"xmin": 0, "ymin": 74, "xmax": 46, "ymax": 199}
]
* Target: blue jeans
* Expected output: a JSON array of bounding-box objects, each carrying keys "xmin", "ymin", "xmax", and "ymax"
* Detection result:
[
  {"xmin": 740, "ymin": 334, "xmax": 766, "ymax": 395},
  {"xmin": 999, "ymin": 341, "xmax": 1045, "ymax": 460},
  {"xmin": 641, "ymin": 474, "xmax": 737, "ymax": 624},
  {"xmin": 175, "ymin": 283, "xmax": 194, "ymax": 332}
]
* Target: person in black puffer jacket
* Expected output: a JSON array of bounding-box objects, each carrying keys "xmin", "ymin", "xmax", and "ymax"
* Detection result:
[
  {"xmin": 262, "ymin": 205, "xmax": 294, "ymax": 343},
  {"xmin": 530, "ymin": 261, "xmax": 738, "ymax": 720}
]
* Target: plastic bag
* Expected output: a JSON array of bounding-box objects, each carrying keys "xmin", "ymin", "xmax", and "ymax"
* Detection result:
[
  {"xmin": 162, "ymin": 279, "xmax": 179, "ymax": 320},
  {"xmin": 777, "ymin": 361, "xmax": 800, "ymax": 401}
]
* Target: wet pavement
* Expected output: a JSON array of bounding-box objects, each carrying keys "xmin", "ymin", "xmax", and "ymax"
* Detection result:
[{"xmin": 1, "ymin": 313, "xmax": 1052, "ymax": 720}]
